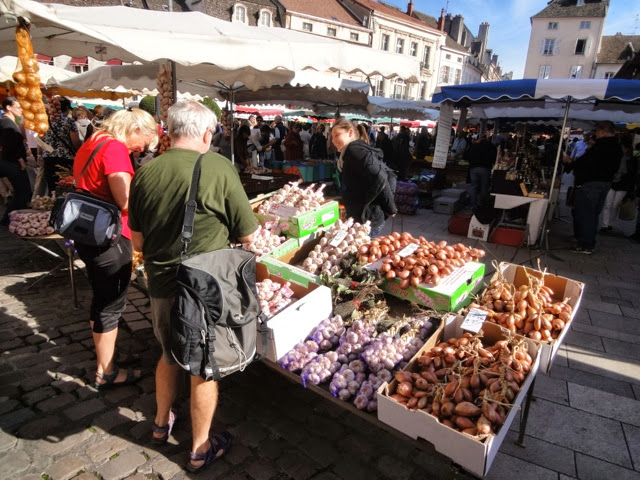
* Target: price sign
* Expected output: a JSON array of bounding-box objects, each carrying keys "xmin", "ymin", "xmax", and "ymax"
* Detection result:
[
  {"xmin": 397, "ymin": 242, "xmax": 419, "ymax": 258},
  {"xmin": 267, "ymin": 204, "xmax": 298, "ymax": 218},
  {"xmin": 280, "ymin": 284, "xmax": 295, "ymax": 298},
  {"xmin": 460, "ymin": 308, "xmax": 488, "ymax": 333},
  {"xmin": 329, "ymin": 230, "xmax": 348, "ymax": 247},
  {"xmin": 251, "ymin": 174, "xmax": 274, "ymax": 180}
]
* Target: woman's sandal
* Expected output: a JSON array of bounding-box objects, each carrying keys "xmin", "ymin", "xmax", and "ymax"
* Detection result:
[
  {"xmin": 94, "ymin": 365, "xmax": 141, "ymax": 390},
  {"xmin": 151, "ymin": 408, "xmax": 177, "ymax": 445},
  {"xmin": 186, "ymin": 432, "xmax": 233, "ymax": 473}
]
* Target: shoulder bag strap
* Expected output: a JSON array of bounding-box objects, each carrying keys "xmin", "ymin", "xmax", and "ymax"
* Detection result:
[
  {"xmin": 181, "ymin": 153, "xmax": 206, "ymax": 255},
  {"xmin": 75, "ymin": 139, "xmax": 109, "ymax": 185}
]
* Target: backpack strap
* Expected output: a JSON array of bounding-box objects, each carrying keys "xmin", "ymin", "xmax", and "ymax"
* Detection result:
[{"xmin": 181, "ymin": 153, "xmax": 206, "ymax": 256}]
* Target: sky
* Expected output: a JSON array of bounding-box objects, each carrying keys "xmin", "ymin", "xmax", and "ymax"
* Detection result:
[{"xmin": 383, "ymin": 0, "xmax": 640, "ymax": 78}]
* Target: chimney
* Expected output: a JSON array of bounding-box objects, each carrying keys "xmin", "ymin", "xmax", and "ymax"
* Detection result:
[
  {"xmin": 451, "ymin": 14, "xmax": 464, "ymax": 44},
  {"xmin": 437, "ymin": 8, "xmax": 445, "ymax": 31},
  {"xmin": 407, "ymin": 0, "xmax": 414, "ymax": 16}
]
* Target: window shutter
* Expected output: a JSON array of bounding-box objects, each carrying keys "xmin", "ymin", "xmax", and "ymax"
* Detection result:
[
  {"xmin": 539, "ymin": 39, "xmax": 544, "ymax": 55},
  {"xmin": 585, "ymin": 38, "xmax": 591, "ymax": 55},
  {"xmin": 553, "ymin": 39, "xmax": 560, "ymax": 55}
]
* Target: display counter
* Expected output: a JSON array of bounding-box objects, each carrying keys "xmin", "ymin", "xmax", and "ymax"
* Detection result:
[{"xmin": 491, "ymin": 193, "xmax": 548, "ymax": 245}]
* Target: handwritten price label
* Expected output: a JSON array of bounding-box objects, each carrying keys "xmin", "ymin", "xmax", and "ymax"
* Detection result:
[
  {"xmin": 329, "ymin": 230, "xmax": 348, "ymax": 247},
  {"xmin": 281, "ymin": 284, "xmax": 295, "ymax": 298},
  {"xmin": 460, "ymin": 308, "xmax": 488, "ymax": 333},
  {"xmin": 267, "ymin": 204, "xmax": 298, "ymax": 218},
  {"xmin": 397, "ymin": 242, "xmax": 419, "ymax": 258}
]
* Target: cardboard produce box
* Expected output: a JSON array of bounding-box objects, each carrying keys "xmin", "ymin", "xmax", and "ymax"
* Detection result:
[
  {"xmin": 377, "ymin": 314, "xmax": 540, "ymax": 478},
  {"xmin": 256, "ymin": 263, "xmax": 332, "ymax": 362},
  {"xmin": 489, "ymin": 262, "xmax": 584, "ymax": 373},
  {"xmin": 380, "ymin": 261, "xmax": 485, "ymax": 312},
  {"xmin": 259, "ymin": 234, "xmax": 324, "ymax": 287},
  {"xmin": 254, "ymin": 200, "xmax": 339, "ymax": 237}
]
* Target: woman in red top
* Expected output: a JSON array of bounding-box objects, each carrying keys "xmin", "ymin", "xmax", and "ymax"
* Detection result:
[{"xmin": 73, "ymin": 108, "xmax": 158, "ymax": 389}]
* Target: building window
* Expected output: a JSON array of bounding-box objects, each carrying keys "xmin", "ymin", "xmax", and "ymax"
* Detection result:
[
  {"xmin": 410, "ymin": 42, "xmax": 418, "ymax": 56},
  {"xmin": 393, "ymin": 78, "xmax": 406, "ymax": 99},
  {"xmin": 445, "ymin": 53, "xmax": 451, "ymax": 60},
  {"xmin": 372, "ymin": 76, "xmax": 385, "ymax": 97},
  {"xmin": 439, "ymin": 65, "xmax": 451, "ymax": 84},
  {"xmin": 580, "ymin": 21, "xmax": 591, "ymax": 29},
  {"xmin": 548, "ymin": 22, "xmax": 558, "ymax": 30},
  {"xmin": 422, "ymin": 46, "xmax": 431, "ymax": 69},
  {"xmin": 569, "ymin": 65, "xmax": 583, "ymax": 78},
  {"xmin": 381, "ymin": 34, "xmax": 389, "ymax": 51},
  {"xmin": 350, "ymin": 32, "xmax": 359, "ymax": 41},
  {"xmin": 575, "ymin": 38, "xmax": 588, "ymax": 55},
  {"xmin": 538, "ymin": 65, "xmax": 551, "ymax": 79},
  {"xmin": 457, "ymin": 57, "xmax": 462, "ymax": 63},
  {"xmin": 234, "ymin": 5, "xmax": 246, "ymax": 23},
  {"xmin": 396, "ymin": 38, "xmax": 404, "ymax": 54},
  {"xmin": 302, "ymin": 22, "xmax": 313, "ymax": 32},
  {"xmin": 419, "ymin": 81, "xmax": 426, "ymax": 100},
  {"xmin": 541, "ymin": 38, "xmax": 557, "ymax": 55},
  {"xmin": 454, "ymin": 69, "xmax": 461, "ymax": 85},
  {"xmin": 259, "ymin": 10, "xmax": 271, "ymax": 27},
  {"xmin": 577, "ymin": 0, "xmax": 584, "ymax": 5},
  {"xmin": 604, "ymin": 71, "xmax": 615, "ymax": 79},
  {"xmin": 327, "ymin": 27, "xmax": 337, "ymax": 37}
]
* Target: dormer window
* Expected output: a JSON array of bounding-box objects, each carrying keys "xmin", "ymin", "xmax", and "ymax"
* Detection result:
[
  {"xmin": 234, "ymin": 4, "xmax": 247, "ymax": 23},
  {"xmin": 259, "ymin": 9, "xmax": 271, "ymax": 27},
  {"xmin": 576, "ymin": 0, "xmax": 584, "ymax": 5}
]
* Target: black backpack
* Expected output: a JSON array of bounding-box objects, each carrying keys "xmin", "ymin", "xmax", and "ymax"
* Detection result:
[{"xmin": 170, "ymin": 154, "xmax": 266, "ymax": 380}]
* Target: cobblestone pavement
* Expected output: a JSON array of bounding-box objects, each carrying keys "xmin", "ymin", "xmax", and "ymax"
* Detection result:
[{"xmin": 1, "ymin": 198, "xmax": 639, "ymax": 480}]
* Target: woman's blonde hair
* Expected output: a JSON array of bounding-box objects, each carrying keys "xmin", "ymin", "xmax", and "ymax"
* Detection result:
[
  {"xmin": 98, "ymin": 108, "xmax": 158, "ymax": 150},
  {"xmin": 333, "ymin": 118, "xmax": 356, "ymax": 133}
]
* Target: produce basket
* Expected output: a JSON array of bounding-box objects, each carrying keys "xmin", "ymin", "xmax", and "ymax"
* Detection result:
[{"xmin": 240, "ymin": 173, "xmax": 300, "ymax": 196}]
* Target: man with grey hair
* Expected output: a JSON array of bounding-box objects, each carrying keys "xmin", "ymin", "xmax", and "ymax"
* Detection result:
[{"xmin": 128, "ymin": 100, "xmax": 257, "ymax": 472}]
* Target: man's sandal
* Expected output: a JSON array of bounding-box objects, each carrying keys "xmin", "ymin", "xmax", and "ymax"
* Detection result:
[
  {"xmin": 94, "ymin": 365, "xmax": 141, "ymax": 390},
  {"xmin": 151, "ymin": 408, "xmax": 177, "ymax": 445},
  {"xmin": 186, "ymin": 432, "xmax": 232, "ymax": 473}
]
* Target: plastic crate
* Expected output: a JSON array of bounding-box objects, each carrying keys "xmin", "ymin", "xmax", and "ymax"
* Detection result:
[
  {"xmin": 448, "ymin": 212, "xmax": 472, "ymax": 236},
  {"xmin": 433, "ymin": 196, "xmax": 461, "ymax": 215},
  {"xmin": 490, "ymin": 226, "xmax": 527, "ymax": 247}
]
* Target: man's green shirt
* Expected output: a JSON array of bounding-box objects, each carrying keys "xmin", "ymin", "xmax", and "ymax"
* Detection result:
[{"xmin": 129, "ymin": 148, "xmax": 257, "ymax": 297}]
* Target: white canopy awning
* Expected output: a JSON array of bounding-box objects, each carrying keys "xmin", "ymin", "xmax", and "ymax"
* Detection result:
[
  {"xmin": 366, "ymin": 96, "xmax": 440, "ymax": 121},
  {"xmin": 0, "ymin": 55, "xmax": 76, "ymax": 84},
  {"xmin": 0, "ymin": 0, "xmax": 421, "ymax": 84}
]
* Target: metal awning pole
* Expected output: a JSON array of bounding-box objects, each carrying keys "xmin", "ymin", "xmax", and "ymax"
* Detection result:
[
  {"xmin": 230, "ymin": 90, "xmax": 235, "ymax": 165},
  {"xmin": 549, "ymin": 97, "xmax": 572, "ymax": 200}
]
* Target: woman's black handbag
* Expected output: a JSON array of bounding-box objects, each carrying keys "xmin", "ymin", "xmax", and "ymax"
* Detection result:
[
  {"xmin": 170, "ymin": 154, "xmax": 266, "ymax": 380},
  {"xmin": 51, "ymin": 140, "xmax": 122, "ymax": 247}
]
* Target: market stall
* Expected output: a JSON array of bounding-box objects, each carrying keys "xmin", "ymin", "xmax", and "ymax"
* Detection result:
[{"xmin": 430, "ymin": 78, "xmax": 640, "ymax": 247}]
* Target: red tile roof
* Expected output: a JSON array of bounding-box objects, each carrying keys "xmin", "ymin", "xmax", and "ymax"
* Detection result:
[{"xmin": 353, "ymin": 0, "xmax": 440, "ymax": 33}]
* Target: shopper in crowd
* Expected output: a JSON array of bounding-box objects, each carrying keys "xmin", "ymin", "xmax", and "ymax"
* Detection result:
[
  {"xmin": 629, "ymin": 143, "xmax": 640, "ymax": 243},
  {"xmin": 463, "ymin": 134, "xmax": 497, "ymax": 210},
  {"xmin": 73, "ymin": 106, "xmax": 91, "ymax": 142},
  {"xmin": 562, "ymin": 120, "xmax": 622, "ymax": 254},
  {"xmin": 299, "ymin": 123, "xmax": 312, "ymax": 158},
  {"xmin": 43, "ymin": 96, "xmax": 81, "ymax": 193},
  {"xmin": 0, "ymin": 97, "xmax": 31, "ymax": 224},
  {"xmin": 211, "ymin": 125, "xmax": 232, "ymax": 160},
  {"xmin": 233, "ymin": 124, "xmax": 252, "ymax": 171},
  {"xmin": 391, "ymin": 125, "xmax": 412, "ymax": 180},
  {"xmin": 414, "ymin": 126, "xmax": 432, "ymax": 160},
  {"xmin": 272, "ymin": 115, "xmax": 287, "ymax": 162},
  {"xmin": 332, "ymin": 118, "xmax": 397, "ymax": 238},
  {"xmin": 129, "ymin": 100, "xmax": 257, "ymax": 473},
  {"xmin": 375, "ymin": 126, "xmax": 394, "ymax": 167},
  {"xmin": 309, "ymin": 123, "xmax": 328, "ymax": 159},
  {"xmin": 283, "ymin": 122, "xmax": 304, "ymax": 161},
  {"xmin": 451, "ymin": 130, "xmax": 467, "ymax": 160},
  {"xmin": 600, "ymin": 140, "xmax": 636, "ymax": 233},
  {"xmin": 258, "ymin": 123, "xmax": 277, "ymax": 167},
  {"xmin": 72, "ymin": 108, "xmax": 158, "ymax": 390}
]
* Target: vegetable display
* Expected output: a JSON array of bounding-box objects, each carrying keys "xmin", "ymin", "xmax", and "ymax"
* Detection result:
[
  {"xmin": 256, "ymin": 183, "xmax": 326, "ymax": 216},
  {"xmin": 243, "ymin": 225, "xmax": 286, "ymax": 257},
  {"xmin": 13, "ymin": 24, "xmax": 49, "ymax": 136},
  {"xmin": 301, "ymin": 219, "xmax": 371, "ymax": 276},
  {"xmin": 31, "ymin": 194, "xmax": 56, "ymax": 211},
  {"xmin": 156, "ymin": 65, "xmax": 172, "ymax": 124},
  {"xmin": 467, "ymin": 269, "xmax": 573, "ymax": 342},
  {"xmin": 387, "ymin": 330, "xmax": 533, "ymax": 439},
  {"xmin": 394, "ymin": 181, "xmax": 419, "ymax": 216},
  {"xmin": 358, "ymin": 233, "xmax": 485, "ymax": 288},
  {"xmin": 257, "ymin": 279, "xmax": 297, "ymax": 318},
  {"xmin": 8, "ymin": 210, "xmax": 53, "ymax": 237},
  {"xmin": 278, "ymin": 307, "xmax": 438, "ymax": 411}
]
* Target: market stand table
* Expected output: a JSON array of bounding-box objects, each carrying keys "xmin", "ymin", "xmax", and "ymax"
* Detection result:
[
  {"xmin": 491, "ymin": 193, "xmax": 548, "ymax": 245},
  {"xmin": 19, "ymin": 234, "xmax": 79, "ymax": 309}
]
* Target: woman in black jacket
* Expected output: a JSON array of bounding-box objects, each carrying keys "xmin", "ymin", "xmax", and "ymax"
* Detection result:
[
  {"xmin": 0, "ymin": 97, "xmax": 31, "ymax": 224},
  {"xmin": 332, "ymin": 119, "xmax": 397, "ymax": 238}
]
